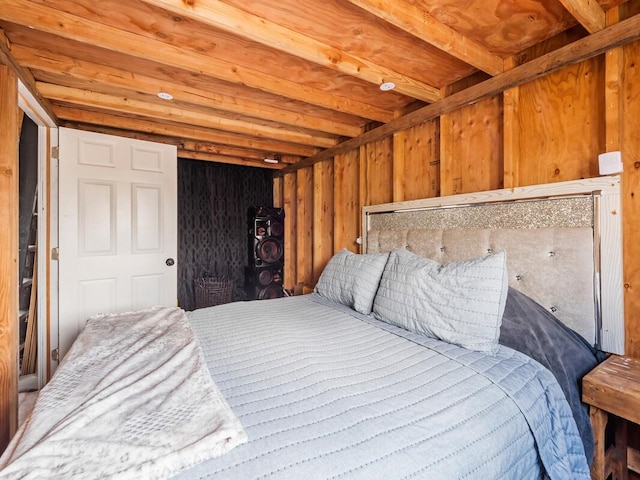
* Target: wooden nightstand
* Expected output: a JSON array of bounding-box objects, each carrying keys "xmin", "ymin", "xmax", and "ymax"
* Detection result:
[{"xmin": 582, "ymin": 355, "xmax": 640, "ymax": 480}]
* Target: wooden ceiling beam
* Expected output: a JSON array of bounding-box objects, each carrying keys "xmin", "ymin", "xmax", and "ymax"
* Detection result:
[
  {"xmin": 345, "ymin": 0, "xmax": 504, "ymax": 75},
  {"xmin": 55, "ymin": 107, "xmax": 320, "ymax": 157},
  {"xmin": 180, "ymin": 141, "xmax": 298, "ymax": 164},
  {"xmin": 557, "ymin": 0, "xmax": 606, "ymax": 33},
  {"xmin": 177, "ymin": 150, "xmax": 284, "ymax": 169},
  {"xmin": 0, "ymin": 29, "xmax": 58, "ymax": 123},
  {"xmin": 276, "ymin": 11, "xmax": 640, "ymax": 176},
  {"xmin": 39, "ymin": 83, "xmax": 338, "ymax": 148},
  {"xmin": 138, "ymin": 0, "xmax": 441, "ymax": 103},
  {"xmin": 13, "ymin": 45, "xmax": 363, "ymax": 138},
  {"xmin": 55, "ymin": 121, "xmax": 296, "ymax": 167},
  {"xmin": 1, "ymin": 0, "xmax": 392, "ymax": 122}
]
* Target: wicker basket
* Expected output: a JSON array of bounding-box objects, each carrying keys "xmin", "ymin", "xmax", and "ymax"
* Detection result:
[{"xmin": 194, "ymin": 276, "xmax": 234, "ymax": 309}]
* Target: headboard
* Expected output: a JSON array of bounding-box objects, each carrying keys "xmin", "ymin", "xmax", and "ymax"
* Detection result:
[{"xmin": 362, "ymin": 176, "xmax": 624, "ymax": 354}]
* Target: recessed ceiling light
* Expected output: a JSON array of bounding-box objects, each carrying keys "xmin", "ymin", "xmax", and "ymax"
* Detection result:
[
  {"xmin": 379, "ymin": 81, "xmax": 396, "ymax": 91},
  {"xmin": 157, "ymin": 92, "xmax": 173, "ymax": 100}
]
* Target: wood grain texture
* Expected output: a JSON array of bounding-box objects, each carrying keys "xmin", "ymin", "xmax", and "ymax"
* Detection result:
[
  {"xmin": 400, "ymin": 120, "xmax": 440, "ymax": 200},
  {"xmin": 583, "ymin": 355, "xmax": 640, "ymax": 425},
  {"xmin": 221, "ymin": 0, "xmax": 473, "ymax": 89},
  {"xmin": 296, "ymin": 167, "xmax": 314, "ymax": 287},
  {"xmin": 5, "ymin": 22, "xmax": 380, "ymax": 126},
  {"xmin": 40, "ymin": 83, "xmax": 340, "ymax": 148},
  {"xmin": 517, "ymin": 57, "xmax": 603, "ymax": 186},
  {"xmin": 557, "ymin": 0, "xmax": 605, "ymax": 33},
  {"xmin": 0, "ymin": 30, "xmax": 57, "ymax": 124},
  {"xmin": 425, "ymin": 0, "xmax": 579, "ymax": 56},
  {"xmin": 333, "ymin": 149, "xmax": 361, "ymax": 252},
  {"xmin": 621, "ymin": 35, "xmax": 640, "ymax": 357},
  {"xmin": 277, "ymin": 12, "xmax": 640, "ymax": 176},
  {"xmin": 12, "ymin": 45, "xmax": 363, "ymax": 138},
  {"xmin": 605, "ymin": 7, "xmax": 623, "ymax": 153},
  {"xmin": 272, "ymin": 176, "xmax": 283, "ymax": 208},
  {"xmin": 3, "ymin": 0, "xmax": 394, "ymax": 121},
  {"xmin": 345, "ymin": 0, "xmax": 504, "ymax": 75},
  {"xmin": 363, "ymin": 137, "xmax": 393, "ymax": 206},
  {"xmin": 502, "ymin": 85, "xmax": 520, "ymax": 189},
  {"xmin": 56, "ymin": 108, "xmax": 320, "ymax": 157},
  {"xmin": 0, "ymin": 64, "xmax": 19, "ymax": 453},
  {"xmin": 441, "ymin": 96, "xmax": 503, "ymax": 195},
  {"xmin": 140, "ymin": 0, "xmax": 441, "ymax": 102},
  {"xmin": 282, "ymin": 173, "xmax": 297, "ymax": 291},
  {"xmin": 312, "ymin": 160, "xmax": 334, "ymax": 284}
]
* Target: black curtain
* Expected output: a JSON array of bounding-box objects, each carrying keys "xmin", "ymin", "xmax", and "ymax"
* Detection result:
[{"xmin": 178, "ymin": 159, "xmax": 273, "ymax": 310}]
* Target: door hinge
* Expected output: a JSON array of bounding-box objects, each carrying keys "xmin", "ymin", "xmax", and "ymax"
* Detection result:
[
  {"xmin": 51, "ymin": 247, "xmax": 59, "ymax": 261},
  {"xmin": 51, "ymin": 146, "xmax": 59, "ymax": 159},
  {"xmin": 51, "ymin": 348, "xmax": 59, "ymax": 362}
]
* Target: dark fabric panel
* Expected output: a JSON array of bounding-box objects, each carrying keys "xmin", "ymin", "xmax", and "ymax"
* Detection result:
[{"xmin": 178, "ymin": 159, "xmax": 273, "ymax": 310}]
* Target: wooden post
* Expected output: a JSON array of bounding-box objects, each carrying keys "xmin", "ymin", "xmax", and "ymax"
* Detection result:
[
  {"xmin": 312, "ymin": 160, "xmax": 334, "ymax": 284},
  {"xmin": 282, "ymin": 172, "xmax": 297, "ymax": 291},
  {"xmin": 0, "ymin": 64, "xmax": 19, "ymax": 453},
  {"xmin": 296, "ymin": 167, "xmax": 313, "ymax": 287}
]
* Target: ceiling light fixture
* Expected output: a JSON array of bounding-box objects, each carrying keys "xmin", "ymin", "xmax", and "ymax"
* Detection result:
[
  {"xmin": 157, "ymin": 91, "xmax": 174, "ymax": 100},
  {"xmin": 263, "ymin": 154, "xmax": 280, "ymax": 164},
  {"xmin": 379, "ymin": 81, "xmax": 396, "ymax": 91}
]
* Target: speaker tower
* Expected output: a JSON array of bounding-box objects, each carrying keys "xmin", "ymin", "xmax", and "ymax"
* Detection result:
[{"xmin": 246, "ymin": 206, "xmax": 284, "ymax": 299}]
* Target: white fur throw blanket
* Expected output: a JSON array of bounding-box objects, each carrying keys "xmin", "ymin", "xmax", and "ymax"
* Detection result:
[{"xmin": 0, "ymin": 306, "xmax": 247, "ymax": 479}]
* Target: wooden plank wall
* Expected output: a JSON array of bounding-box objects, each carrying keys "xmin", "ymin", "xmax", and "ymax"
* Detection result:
[
  {"xmin": 274, "ymin": 9, "xmax": 640, "ymax": 357},
  {"xmin": 620, "ymin": 5, "xmax": 640, "ymax": 356},
  {"xmin": 0, "ymin": 64, "xmax": 19, "ymax": 452}
]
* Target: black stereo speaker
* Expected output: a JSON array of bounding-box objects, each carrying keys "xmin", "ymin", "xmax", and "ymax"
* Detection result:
[
  {"xmin": 245, "ymin": 265, "xmax": 284, "ymax": 300},
  {"xmin": 246, "ymin": 206, "xmax": 285, "ymax": 300}
]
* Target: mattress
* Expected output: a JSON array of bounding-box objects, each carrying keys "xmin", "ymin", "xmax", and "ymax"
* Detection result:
[{"xmin": 177, "ymin": 294, "xmax": 589, "ymax": 480}]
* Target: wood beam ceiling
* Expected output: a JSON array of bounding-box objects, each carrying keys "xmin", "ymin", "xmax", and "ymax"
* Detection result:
[
  {"xmin": 344, "ymin": 0, "xmax": 505, "ymax": 75},
  {"xmin": 12, "ymin": 45, "xmax": 363, "ymax": 138},
  {"xmin": 277, "ymin": 11, "xmax": 640, "ymax": 175},
  {"xmin": 139, "ymin": 0, "xmax": 442, "ymax": 102},
  {"xmin": 55, "ymin": 107, "xmax": 319, "ymax": 157},
  {"xmin": 0, "ymin": 0, "xmax": 632, "ymax": 170},
  {"xmin": 1, "ymin": 0, "xmax": 392, "ymax": 122},
  {"xmin": 557, "ymin": 0, "xmax": 606, "ymax": 33}
]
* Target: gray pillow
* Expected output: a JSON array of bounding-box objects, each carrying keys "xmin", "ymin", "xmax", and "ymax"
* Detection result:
[
  {"xmin": 372, "ymin": 248, "xmax": 508, "ymax": 354},
  {"xmin": 315, "ymin": 249, "xmax": 390, "ymax": 315}
]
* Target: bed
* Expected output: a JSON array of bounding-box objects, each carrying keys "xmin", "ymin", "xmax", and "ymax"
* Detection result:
[{"xmin": 0, "ymin": 176, "xmax": 624, "ymax": 480}]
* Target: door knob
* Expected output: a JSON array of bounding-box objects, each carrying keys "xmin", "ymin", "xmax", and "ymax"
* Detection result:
[{"xmin": 166, "ymin": 258, "xmax": 175, "ymax": 266}]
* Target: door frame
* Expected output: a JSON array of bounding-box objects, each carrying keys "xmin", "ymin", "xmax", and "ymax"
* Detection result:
[{"xmin": 17, "ymin": 80, "xmax": 58, "ymax": 386}]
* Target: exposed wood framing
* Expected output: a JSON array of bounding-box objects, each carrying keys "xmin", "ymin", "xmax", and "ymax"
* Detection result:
[
  {"xmin": 557, "ymin": 0, "xmax": 606, "ymax": 33},
  {"xmin": 0, "ymin": 64, "xmax": 19, "ymax": 453},
  {"xmin": 276, "ymin": 12, "xmax": 640, "ymax": 176},
  {"xmin": 0, "ymin": 0, "xmax": 392, "ymax": 122},
  {"xmin": 0, "ymin": 30, "xmax": 57, "ymax": 123},
  {"xmin": 295, "ymin": 168, "xmax": 313, "ymax": 287},
  {"xmin": 312, "ymin": 160, "xmax": 334, "ymax": 284},
  {"xmin": 11, "ymin": 45, "xmax": 362, "ymax": 137},
  {"xmin": 345, "ymin": 0, "xmax": 504, "ymax": 75},
  {"xmin": 282, "ymin": 173, "xmax": 297, "ymax": 291},
  {"xmin": 58, "ymin": 109, "xmax": 320, "ymax": 157},
  {"xmin": 39, "ymin": 83, "xmax": 339, "ymax": 148},
  {"xmin": 139, "ymin": 0, "xmax": 441, "ymax": 102},
  {"xmin": 605, "ymin": 7, "xmax": 624, "ymax": 152},
  {"xmin": 502, "ymin": 57, "xmax": 521, "ymax": 189},
  {"xmin": 333, "ymin": 149, "xmax": 361, "ymax": 253}
]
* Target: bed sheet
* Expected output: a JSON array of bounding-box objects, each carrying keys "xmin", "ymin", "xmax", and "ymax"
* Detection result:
[{"xmin": 177, "ymin": 294, "xmax": 589, "ymax": 480}]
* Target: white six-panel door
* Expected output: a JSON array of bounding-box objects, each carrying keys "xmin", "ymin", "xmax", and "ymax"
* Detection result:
[{"xmin": 58, "ymin": 127, "xmax": 177, "ymax": 358}]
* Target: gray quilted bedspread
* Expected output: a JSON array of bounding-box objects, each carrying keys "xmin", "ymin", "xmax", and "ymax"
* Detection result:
[{"xmin": 178, "ymin": 294, "xmax": 590, "ymax": 480}]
